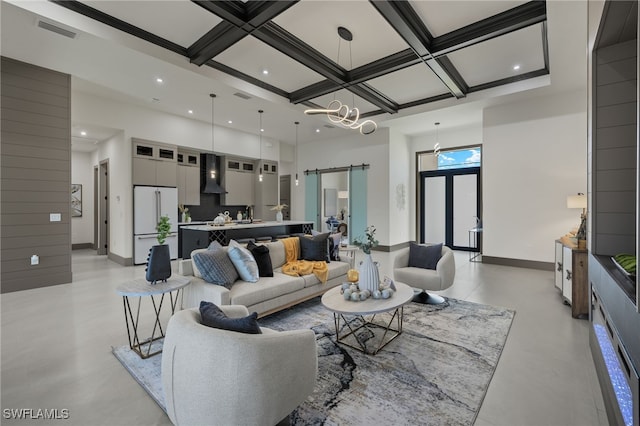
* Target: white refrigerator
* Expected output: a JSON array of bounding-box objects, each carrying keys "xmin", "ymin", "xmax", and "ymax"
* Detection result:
[{"xmin": 133, "ymin": 186, "xmax": 179, "ymax": 265}]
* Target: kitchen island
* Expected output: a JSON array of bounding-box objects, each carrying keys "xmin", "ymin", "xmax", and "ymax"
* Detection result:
[{"xmin": 180, "ymin": 221, "xmax": 314, "ymax": 258}]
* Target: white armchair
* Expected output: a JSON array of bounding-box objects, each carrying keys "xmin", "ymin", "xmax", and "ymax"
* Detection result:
[
  {"xmin": 161, "ymin": 305, "xmax": 317, "ymax": 426},
  {"xmin": 393, "ymin": 244, "xmax": 456, "ymax": 304}
]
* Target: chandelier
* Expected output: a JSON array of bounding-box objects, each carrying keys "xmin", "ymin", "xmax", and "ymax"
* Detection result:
[{"xmin": 304, "ymin": 27, "xmax": 377, "ymax": 135}]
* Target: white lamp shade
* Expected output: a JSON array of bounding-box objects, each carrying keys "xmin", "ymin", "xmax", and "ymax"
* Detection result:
[
  {"xmin": 567, "ymin": 194, "xmax": 587, "ymax": 209},
  {"xmin": 338, "ymin": 191, "xmax": 349, "ymax": 199}
]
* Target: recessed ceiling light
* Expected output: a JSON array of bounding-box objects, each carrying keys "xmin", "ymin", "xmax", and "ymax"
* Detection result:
[
  {"xmin": 513, "ymin": 64, "xmax": 521, "ymax": 71},
  {"xmin": 188, "ymin": 110, "xmax": 193, "ymax": 114},
  {"xmin": 228, "ymin": 120, "xmax": 233, "ymax": 124},
  {"xmin": 260, "ymin": 128, "xmax": 264, "ymax": 132},
  {"xmin": 80, "ymin": 131, "xmax": 87, "ymax": 136},
  {"xmin": 262, "ymin": 69, "xmax": 269, "ymax": 75},
  {"xmin": 315, "ymin": 129, "xmax": 320, "ymax": 133},
  {"xmin": 156, "ymin": 77, "xmax": 163, "ymax": 83}
]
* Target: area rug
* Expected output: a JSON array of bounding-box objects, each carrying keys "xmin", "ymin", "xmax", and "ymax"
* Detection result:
[{"xmin": 112, "ymin": 297, "xmax": 515, "ymax": 425}]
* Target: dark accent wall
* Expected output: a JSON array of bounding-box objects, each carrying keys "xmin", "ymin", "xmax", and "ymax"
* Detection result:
[
  {"xmin": 1, "ymin": 57, "xmax": 72, "ymax": 293},
  {"xmin": 593, "ymin": 39, "xmax": 637, "ymax": 255}
]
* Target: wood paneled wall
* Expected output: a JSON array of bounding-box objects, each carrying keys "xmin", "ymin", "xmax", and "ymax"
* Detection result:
[
  {"xmin": 1, "ymin": 57, "xmax": 72, "ymax": 293},
  {"xmin": 593, "ymin": 40, "xmax": 638, "ymax": 255}
]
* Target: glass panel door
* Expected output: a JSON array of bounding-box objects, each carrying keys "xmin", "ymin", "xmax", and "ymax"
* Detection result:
[
  {"xmin": 423, "ymin": 176, "xmax": 446, "ymax": 243},
  {"xmin": 453, "ymin": 174, "xmax": 479, "ymax": 248}
]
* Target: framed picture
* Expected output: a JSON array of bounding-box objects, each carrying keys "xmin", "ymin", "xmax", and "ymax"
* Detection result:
[{"xmin": 71, "ymin": 184, "xmax": 82, "ymax": 217}]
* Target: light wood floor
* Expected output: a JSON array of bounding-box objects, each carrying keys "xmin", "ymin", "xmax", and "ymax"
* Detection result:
[{"xmin": 0, "ymin": 249, "xmax": 607, "ymax": 425}]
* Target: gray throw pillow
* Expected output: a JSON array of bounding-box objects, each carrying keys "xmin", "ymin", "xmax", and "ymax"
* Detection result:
[
  {"xmin": 192, "ymin": 248, "xmax": 239, "ymax": 288},
  {"xmin": 408, "ymin": 243, "xmax": 443, "ymax": 270},
  {"xmin": 301, "ymin": 232, "xmax": 330, "ymax": 262},
  {"xmin": 227, "ymin": 240, "xmax": 259, "ymax": 283},
  {"xmin": 199, "ymin": 301, "xmax": 261, "ymax": 334}
]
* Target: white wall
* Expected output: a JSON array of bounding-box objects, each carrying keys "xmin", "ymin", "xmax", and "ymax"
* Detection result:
[
  {"xmin": 483, "ymin": 89, "xmax": 587, "ymax": 263},
  {"xmin": 388, "ymin": 128, "xmax": 411, "ymax": 246},
  {"xmin": 71, "ymin": 151, "xmax": 94, "ymax": 246},
  {"xmin": 295, "ymin": 129, "xmax": 391, "ymax": 245}
]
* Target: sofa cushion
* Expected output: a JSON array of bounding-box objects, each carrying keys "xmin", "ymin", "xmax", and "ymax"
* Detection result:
[
  {"xmin": 408, "ymin": 242, "xmax": 443, "ymax": 270},
  {"xmin": 300, "ymin": 233, "xmax": 330, "ymax": 262},
  {"xmin": 264, "ymin": 240, "xmax": 286, "ymax": 269},
  {"xmin": 192, "ymin": 248, "xmax": 239, "ymax": 289},
  {"xmin": 300, "ymin": 260, "xmax": 350, "ymax": 288},
  {"xmin": 199, "ymin": 301, "xmax": 261, "ymax": 334},
  {"xmin": 247, "ymin": 241, "xmax": 274, "ymax": 277},
  {"xmin": 227, "ymin": 240, "xmax": 259, "ymax": 283},
  {"xmin": 312, "ymin": 230, "xmax": 342, "ymax": 261},
  {"xmin": 229, "ymin": 273, "xmax": 306, "ymax": 308}
]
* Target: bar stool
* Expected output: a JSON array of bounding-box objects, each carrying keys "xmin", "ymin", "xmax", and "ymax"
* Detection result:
[
  {"xmin": 255, "ymin": 236, "xmax": 273, "ymax": 243},
  {"xmin": 235, "ymin": 238, "xmax": 255, "ymax": 245}
]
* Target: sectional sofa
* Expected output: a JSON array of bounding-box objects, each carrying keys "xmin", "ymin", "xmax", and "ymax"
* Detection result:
[{"xmin": 178, "ymin": 238, "xmax": 351, "ymax": 317}]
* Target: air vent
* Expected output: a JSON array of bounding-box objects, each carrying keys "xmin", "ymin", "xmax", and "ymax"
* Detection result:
[
  {"xmin": 37, "ymin": 20, "xmax": 77, "ymax": 39},
  {"xmin": 324, "ymin": 124, "xmax": 335, "ymax": 129},
  {"xmin": 233, "ymin": 92, "xmax": 251, "ymax": 100}
]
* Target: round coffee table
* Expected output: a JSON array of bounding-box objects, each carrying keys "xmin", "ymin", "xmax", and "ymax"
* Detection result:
[{"xmin": 321, "ymin": 281, "xmax": 413, "ymax": 355}]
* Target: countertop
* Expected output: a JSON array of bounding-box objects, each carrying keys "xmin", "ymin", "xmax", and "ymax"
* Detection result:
[{"xmin": 180, "ymin": 220, "xmax": 313, "ymax": 231}]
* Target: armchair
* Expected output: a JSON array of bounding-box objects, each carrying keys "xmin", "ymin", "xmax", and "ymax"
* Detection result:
[
  {"xmin": 161, "ymin": 305, "xmax": 317, "ymax": 426},
  {"xmin": 393, "ymin": 244, "xmax": 456, "ymax": 304}
]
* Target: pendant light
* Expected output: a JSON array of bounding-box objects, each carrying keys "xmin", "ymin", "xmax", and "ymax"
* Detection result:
[
  {"xmin": 258, "ymin": 110, "xmax": 264, "ymax": 182},
  {"xmin": 210, "ymin": 93, "xmax": 216, "ymax": 179},
  {"xmin": 433, "ymin": 122, "xmax": 441, "ymax": 158},
  {"xmin": 294, "ymin": 121, "xmax": 299, "ymax": 186}
]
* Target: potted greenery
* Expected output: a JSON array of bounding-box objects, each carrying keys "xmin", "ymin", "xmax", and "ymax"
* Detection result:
[{"xmin": 146, "ymin": 215, "xmax": 172, "ymax": 284}]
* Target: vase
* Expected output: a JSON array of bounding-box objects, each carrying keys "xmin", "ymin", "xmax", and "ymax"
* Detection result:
[
  {"xmin": 146, "ymin": 244, "xmax": 171, "ymax": 284},
  {"xmin": 276, "ymin": 211, "xmax": 283, "ymax": 222},
  {"xmin": 358, "ymin": 253, "xmax": 379, "ymax": 293},
  {"xmin": 181, "ymin": 212, "xmax": 186, "ymax": 223}
]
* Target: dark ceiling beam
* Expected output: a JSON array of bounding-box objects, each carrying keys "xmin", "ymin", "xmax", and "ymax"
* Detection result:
[
  {"xmin": 430, "ymin": 1, "xmax": 547, "ymax": 57},
  {"xmin": 50, "ymin": 0, "xmax": 187, "ymax": 56},
  {"xmin": 349, "ymin": 83, "xmax": 399, "ymax": 113},
  {"xmin": 370, "ymin": 0, "xmax": 467, "ymax": 99},
  {"xmin": 204, "ymin": 60, "xmax": 290, "ymax": 98},
  {"xmin": 189, "ymin": 1, "xmax": 298, "ymax": 66}
]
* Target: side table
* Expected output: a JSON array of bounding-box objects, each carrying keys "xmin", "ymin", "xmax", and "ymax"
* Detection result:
[
  {"xmin": 116, "ymin": 276, "xmax": 191, "ymax": 359},
  {"xmin": 338, "ymin": 245, "xmax": 358, "ymax": 268}
]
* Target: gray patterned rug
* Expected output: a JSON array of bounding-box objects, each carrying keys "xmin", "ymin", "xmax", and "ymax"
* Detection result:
[{"xmin": 112, "ymin": 297, "xmax": 514, "ymax": 425}]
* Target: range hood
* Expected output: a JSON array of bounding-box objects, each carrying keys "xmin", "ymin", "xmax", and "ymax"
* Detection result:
[{"xmin": 202, "ymin": 154, "xmax": 226, "ymax": 194}]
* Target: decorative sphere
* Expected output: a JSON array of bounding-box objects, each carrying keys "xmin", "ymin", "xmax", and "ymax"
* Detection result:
[
  {"xmin": 347, "ymin": 269, "xmax": 359, "ymax": 283},
  {"xmin": 359, "ymin": 292, "xmax": 368, "ymax": 301},
  {"xmin": 362, "ymin": 289, "xmax": 371, "ymax": 298},
  {"xmin": 350, "ymin": 284, "xmax": 359, "ymax": 293},
  {"xmin": 343, "ymin": 289, "xmax": 352, "ymax": 300},
  {"xmin": 381, "ymin": 289, "xmax": 391, "ymax": 299},
  {"xmin": 351, "ymin": 292, "xmax": 360, "ymax": 301},
  {"xmin": 387, "ymin": 289, "xmax": 395, "ymax": 297},
  {"xmin": 341, "ymin": 282, "xmax": 350, "ymax": 291},
  {"xmin": 372, "ymin": 290, "xmax": 382, "ymax": 299}
]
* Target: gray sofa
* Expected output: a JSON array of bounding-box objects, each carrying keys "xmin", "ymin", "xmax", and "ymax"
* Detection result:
[{"xmin": 178, "ymin": 239, "xmax": 350, "ymax": 317}]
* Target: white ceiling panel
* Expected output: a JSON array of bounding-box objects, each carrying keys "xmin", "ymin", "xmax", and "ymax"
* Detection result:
[
  {"xmin": 367, "ymin": 63, "xmax": 449, "ymax": 105},
  {"xmin": 215, "ymin": 36, "xmax": 326, "ymax": 92},
  {"xmin": 310, "ymin": 89, "xmax": 380, "ymax": 116},
  {"xmin": 85, "ymin": 0, "xmax": 221, "ymax": 47},
  {"xmin": 273, "ymin": 0, "xmax": 408, "ymax": 69},
  {"xmin": 412, "ymin": 1, "xmax": 528, "ymax": 37},
  {"xmin": 447, "ymin": 24, "xmax": 545, "ymax": 87}
]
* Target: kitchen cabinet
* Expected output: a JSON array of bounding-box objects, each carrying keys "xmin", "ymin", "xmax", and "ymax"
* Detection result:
[
  {"xmin": 132, "ymin": 138, "xmax": 177, "ymax": 187},
  {"xmin": 255, "ymin": 160, "xmax": 278, "ymax": 221},
  {"xmin": 177, "ymin": 149, "xmax": 200, "ymax": 205},
  {"xmin": 221, "ymin": 157, "xmax": 255, "ymax": 206}
]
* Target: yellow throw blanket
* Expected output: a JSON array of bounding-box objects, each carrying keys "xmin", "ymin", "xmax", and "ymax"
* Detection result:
[{"xmin": 280, "ymin": 237, "xmax": 329, "ymax": 284}]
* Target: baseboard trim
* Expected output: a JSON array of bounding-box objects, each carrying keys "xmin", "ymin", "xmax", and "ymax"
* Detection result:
[
  {"xmin": 108, "ymin": 252, "xmax": 133, "ymax": 266},
  {"xmin": 72, "ymin": 243, "xmax": 93, "ymax": 250},
  {"xmin": 481, "ymin": 256, "xmax": 554, "ymax": 271}
]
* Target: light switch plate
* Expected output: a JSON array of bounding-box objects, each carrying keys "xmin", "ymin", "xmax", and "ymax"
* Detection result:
[{"xmin": 50, "ymin": 213, "xmax": 61, "ymax": 222}]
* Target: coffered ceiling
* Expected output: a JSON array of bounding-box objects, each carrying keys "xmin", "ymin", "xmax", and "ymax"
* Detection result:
[{"xmin": 1, "ymin": 1, "xmax": 587, "ymax": 150}]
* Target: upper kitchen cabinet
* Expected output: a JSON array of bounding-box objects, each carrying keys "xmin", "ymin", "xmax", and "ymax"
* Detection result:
[
  {"xmin": 177, "ymin": 149, "xmax": 200, "ymax": 205},
  {"xmin": 132, "ymin": 138, "xmax": 177, "ymax": 187},
  {"xmin": 221, "ymin": 157, "xmax": 255, "ymax": 206},
  {"xmin": 255, "ymin": 160, "xmax": 278, "ymax": 221}
]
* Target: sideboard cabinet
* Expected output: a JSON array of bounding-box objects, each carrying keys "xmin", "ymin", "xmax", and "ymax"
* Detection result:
[{"xmin": 554, "ymin": 237, "xmax": 588, "ymax": 318}]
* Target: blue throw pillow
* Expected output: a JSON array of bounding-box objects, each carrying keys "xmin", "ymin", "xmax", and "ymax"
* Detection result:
[
  {"xmin": 227, "ymin": 240, "xmax": 259, "ymax": 283},
  {"xmin": 192, "ymin": 248, "xmax": 239, "ymax": 288},
  {"xmin": 408, "ymin": 243, "xmax": 443, "ymax": 270},
  {"xmin": 199, "ymin": 301, "xmax": 261, "ymax": 334}
]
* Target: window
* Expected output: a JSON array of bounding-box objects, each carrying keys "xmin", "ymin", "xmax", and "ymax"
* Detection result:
[{"xmin": 419, "ymin": 146, "xmax": 481, "ymax": 172}]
